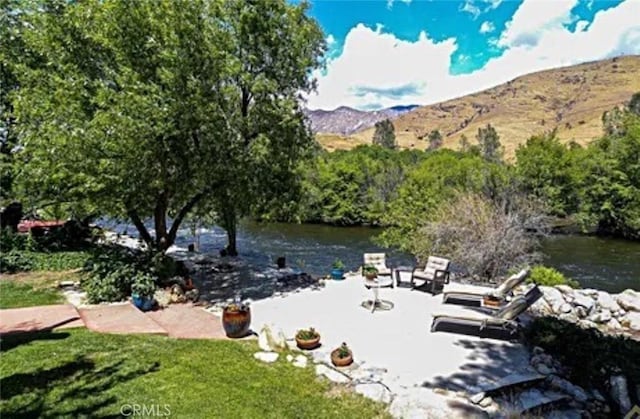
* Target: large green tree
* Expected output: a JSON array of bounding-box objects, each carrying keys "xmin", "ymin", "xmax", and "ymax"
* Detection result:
[
  {"xmin": 10, "ymin": 0, "xmax": 324, "ymax": 253},
  {"xmin": 372, "ymin": 119, "xmax": 396, "ymax": 149}
]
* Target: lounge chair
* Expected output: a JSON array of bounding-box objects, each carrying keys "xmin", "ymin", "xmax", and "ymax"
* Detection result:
[
  {"xmin": 363, "ymin": 253, "xmax": 392, "ymax": 278},
  {"xmin": 407, "ymin": 256, "xmax": 451, "ymax": 294},
  {"xmin": 441, "ymin": 268, "xmax": 530, "ymax": 307},
  {"xmin": 430, "ymin": 285, "xmax": 543, "ymax": 338}
]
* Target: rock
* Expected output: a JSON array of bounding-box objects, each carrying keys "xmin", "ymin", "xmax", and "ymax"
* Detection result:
[
  {"xmin": 478, "ymin": 396, "xmax": 493, "ymax": 408},
  {"xmin": 530, "ymin": 298, "xmax": 554, "ymax": 316},
  {"xmin": 154, "ymin": 289, "xmax": 171, "ymax": 308},
  {"xmin": 286, "ymin": 354, "xmax": 293, "ymax": 362},
  {"xmin": 542, "ymin": 286, "xmax": 566, "ymax": 311},
  {"xmin": 354, "ymin": 383, "xmax": 393, "ymax": 404},
  {"xmin": 616, "ymin": 289, "xmax": 640, "ymax": 312},
  {"xmin": 559, "ymin": 303, "xmax": 573, "ymax": 314},
  {"xmin": 589, "ymin": 309, "xmax": 612, "ymax": 323},
  {"xmin": 555, "ymin": 285, "xmax": 574, "ymax": 294},
  {"xmin": 559, "ymin": 312, "xmax": 578, "ymax": 323},
  {"xmin": 535, "ymin": 363, "xmax": 556, "ymax": 375},
  {"xmin": 575, "ymin": 306, "xmax": 587, "ymax": 318},
  {"xmin": 572, "ymin": 293, "xmax": 595, "ymax": 311},
  {"xmin": 609, "ymin": 375, "xmax": 632, "ymax": 415},
  {"xmin": 258, "ymin": 324, "xmax": 288, "ymax": 351},
  {"xmin": 254, "ymin": 351, "xmax": 279, "ymax": 363},
  {"xmin": 533, "ymin": 346, "xmax": 545, "ymax": 356},
  {"xmin": 590, "ymin": 389, "xmax": 606, "ymax": 402},
  {"xmin": 315, "ymin": 364, "xmax": 349, "ymax": 383},
  {"xmin": 620, "ymin": 312, "xmax": 640, "ymax": 331},
  {"xmin": 469, "ymin": 392, "xmax": 485, "ymax": 404},
  {"xmin": 292, "ymin": 355, "xmax": 308, "ymax": 368},
  {"xmin": 607, "ymin": 318, "xmax": 623, "ymax": 330},
  {"xmin": 597, "ymin": 291, "xmax": 621, "ymax": 312},
  {"xmin": 184, "ymin": 288, "xmax": 199, "ymax": 302},
  {"xmin": 578, "ymin": 320, "xmax": 597, "ymax": 330},
  {"xmin": 548, "ymin": 375, "xmax": 589, "ymax": 403}
]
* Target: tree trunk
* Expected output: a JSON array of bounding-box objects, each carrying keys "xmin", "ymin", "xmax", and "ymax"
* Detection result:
[{"xmin": 222, "ymin": 206, "xmax": 238, "ymax": 256}]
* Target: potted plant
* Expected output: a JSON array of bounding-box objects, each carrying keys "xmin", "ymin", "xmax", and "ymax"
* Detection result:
[
  {"xmin": 131, "ymin": 273, "xmax": 157, "ymax": 312},
  {"xmin": 363, "ymin": 264, "xmax": 378, "ymax": 280},
  {"xmin": 222, "ymin": 298, "xmax": 251, "ymax": 338},
  {"xmin": 295, "ymin": 327, "xmax": 321, "ymax": 350},
  {"xmin": 331, "ymin": 259, "xmax": 345, "ymax": 280},
  {"xmin": 331, "ymin": 342, "xmax": 353, "ymax": 367}
]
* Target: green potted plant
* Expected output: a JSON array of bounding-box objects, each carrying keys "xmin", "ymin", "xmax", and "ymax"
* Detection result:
[
  {"xmin": 131, "ymin": 273, "xmax": 156, "ymax": 312},
  {"xmin": 331, "ymin": 342, "xmax": 353, "ymax": 367},
  {"xmin": 363, "ymin": 264, "xmax": 378, "ymax": 280},
  {"xmin": 222, "ymin": 297, "xmax": 251, "ymax": 338},
  {"xmin": 295, "ymin": 327, "xmax": 321, "ymax": 350},
  {"xmin": 331, "ymin": 259, "xmax": 345, "ymax": 280}
]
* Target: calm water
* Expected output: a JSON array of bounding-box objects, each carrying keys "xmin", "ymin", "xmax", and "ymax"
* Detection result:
[
  {"xmin": 174, "ymin": 222, "xmax": 639, "ymax": 294},
  {"xmin": 106, "ymin": 220, "xmax": 640, "ymax": 293}
]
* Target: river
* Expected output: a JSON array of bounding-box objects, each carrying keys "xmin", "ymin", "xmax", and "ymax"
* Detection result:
[{"xmin": 164, "ymin": 221, "xmax": 639, "ymax": 294}]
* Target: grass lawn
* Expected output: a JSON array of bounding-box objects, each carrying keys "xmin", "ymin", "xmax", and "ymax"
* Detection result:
[
  {"xmin": 0, "ymin": 329, "xmax": 390, "ymax": 418},
  {"xmin": 0, "ymin": 271, "xmax": 77, "ymax": 309}
]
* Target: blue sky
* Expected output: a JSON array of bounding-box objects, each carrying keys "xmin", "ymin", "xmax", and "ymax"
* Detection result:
[{"xmin": 302, "ymin": 0, "xmax": 640, "ymax": 110}]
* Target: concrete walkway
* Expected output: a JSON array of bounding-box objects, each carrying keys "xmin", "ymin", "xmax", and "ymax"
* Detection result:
[{"xmin": 0, "ymin": 301, "xmax": 229, "ymax": 339}]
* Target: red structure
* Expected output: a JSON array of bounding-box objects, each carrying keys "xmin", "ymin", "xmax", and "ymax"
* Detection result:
[{"xmin": 17, "ymin": 220, "xmax": 65, "ymax": 234}]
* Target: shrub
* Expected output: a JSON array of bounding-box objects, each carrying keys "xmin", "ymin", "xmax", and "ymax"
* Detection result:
[
  {"xmin": 0, "ymin": 250, "xmax": 33, "ymax": 273},
  {"xmin": 0, "ymin": 228, "xmax": 29, "ymax": 252},
  {"xmin": 528, "ymin": 265, "xmax": 579, "ymax": 288},
  {"xmin": 411, "ymin": 193, "xmax": 548, "ymax": 280},
  {"xmin": 131, "ymin": 273, "xmax": 157, "ymax": 298},
  {"xmin": 30, "ymin": 251, "xmax": 92, "ymax": 271},
  {"xmin": 525, "ymin": 317, "xmax": 640, "ymax": 389}
]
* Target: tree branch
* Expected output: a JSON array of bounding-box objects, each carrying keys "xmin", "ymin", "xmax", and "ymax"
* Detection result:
[{"xmin": 167, "ymin": 191, "xmax": 207, "ymax": 245}]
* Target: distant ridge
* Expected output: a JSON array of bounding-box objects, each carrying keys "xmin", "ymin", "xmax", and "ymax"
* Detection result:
[
  {"xmin": 304, "ymin": 104, "xmax": 419, "ymax": 135},
  {"xmin": 316, "ymin": 55, "xmax": 640, "ymax": 156}
]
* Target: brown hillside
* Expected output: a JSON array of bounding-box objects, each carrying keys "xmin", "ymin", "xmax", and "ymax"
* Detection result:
[{"xmin": 317, "ymin": 55, "xmax": 640, "ymax": 157}]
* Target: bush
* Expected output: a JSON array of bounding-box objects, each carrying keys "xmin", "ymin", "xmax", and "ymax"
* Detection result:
[
  {"xmin": 528, "ymin": 265, "xmax": 579, "ymax": 288},
  {"xmin": 525, "ymin": 317, "xmax": 640, "ymax": 389},
  {"xmin": 0, "ymin": 228, "xmax": 29, "ymax": 252},
  {"xmin": 81, "ymin": 246, "xmax": 160, "ymax": 303},
  {"xmin": 0, "ymin": 250, "xmax": 33, "ymax": 273}
]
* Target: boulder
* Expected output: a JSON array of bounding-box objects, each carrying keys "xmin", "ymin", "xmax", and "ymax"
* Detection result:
[
  {"xmin": 254, "ymin": 351, "xmax": 279, "ymax": 363},
  {"xmin": 354, "ymin": 383, "xmax": 393, "ymax": 404},
  {"xmin": 575, "ymin": 306, "xmax": 587, "ymax": 319},
  {"xmin": 589, "ymin": 309, "xmax": 612, "ymax": 324},
  {"xmin": 620, "ymin": 312, "xmax": 640, "ymax": 331},
  {"xmin": 616, "ymin": 289, "xmax": 640, "ymax": 312},
  {"xmin": 541, "ymin": 287, "xmax": 566, "ymax": 312},
  {"xmin": 609, "ymin": 375, "xmax": 632, "ymax": 415},
  {"xmin": 530, "ymin": 298, "xmax": 554, "ymax": 316},
  {"xmin": 607, "ymin": 318, "xmax": 623, "ymax": 330},
  {"xmin": 578, "ymin": 320, "xmax": 597, "ymax": 330},
  {"xmin": 572, "ymin": 293, "xmax": 595, "ymax": 311},
  {"xmin": 292, "ymin": 355, "xmax": 308, "ymax": 369},
  {"xmin": 559, "ymin": 312, "xmax": 578, "ymax": 323},
  {"xmin": 535, "ymin": 363, "xmax": 556, "ymax": 375},
  {"xmin": 555, "ymin": 285, "xmax": 574, "ymax": 294},
  {"xmin": 597, "ymin": 291, "xmax": 621, "ymax": 312},
  {"xmin": 559, "ymin": 303, "xmax": 573, "ymax": 314},
  {"xmin": 548, "ymin": 376, "xmax": 589, "ymax": 403}
]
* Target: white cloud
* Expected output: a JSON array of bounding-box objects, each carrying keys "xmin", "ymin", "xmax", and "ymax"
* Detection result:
[
  {"xmin": 326, "ymin": 34, "xmax": 336, "ymax": 46},
  {"xmin": 306, "ymin": 0, "xmax": 640, "ymax": 110},
  {"xmin": 480, "ymin": 21, "xmax": 495, "ymax": 34},
  {"xmin": 460, "ymin": 0, "xmax": 481, "ymax": 19}
]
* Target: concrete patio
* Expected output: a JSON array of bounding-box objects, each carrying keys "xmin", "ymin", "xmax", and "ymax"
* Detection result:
[{"xmin": 249, "ymin": 272, "xmax": 532, "ymax": 417}]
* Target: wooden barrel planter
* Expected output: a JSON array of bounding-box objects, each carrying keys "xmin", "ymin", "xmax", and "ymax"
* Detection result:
[{"xmin": 222, "ymin": 304, "xmax": 251, "ymax": 338}]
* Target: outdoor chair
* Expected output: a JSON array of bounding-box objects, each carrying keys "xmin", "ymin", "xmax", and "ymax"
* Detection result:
[
  {"xmin": 405, "ymin": 256, "xmax": 451, "ymax": 294},
  {"xmin": 441, "ymin": 268, "xmax": 531, "ymax": 307},
  {"xmin": 362, "ymin": 253, "xmax": 392, "ymax": 278},
  {"xmin": 430, "ymin": 285, "xmax": 543, "ymax": 338}
]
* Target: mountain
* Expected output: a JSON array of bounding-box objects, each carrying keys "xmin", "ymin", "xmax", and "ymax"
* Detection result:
[
  {"xmin": 317, "ymin": 55, "xmax": 640, "ymax": 156},
  {"xmin": 305, "ymin": 105, "xmax": 419, "ymax": 135}
]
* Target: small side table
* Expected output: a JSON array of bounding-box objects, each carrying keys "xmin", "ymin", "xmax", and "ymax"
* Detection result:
[
  {"xmin": 361, "ymin": 276, "xmax": 394, "ymax": 313},
  {"xmin": 394, "ymin": 266, "xmax": 415, "ymax": 288}
]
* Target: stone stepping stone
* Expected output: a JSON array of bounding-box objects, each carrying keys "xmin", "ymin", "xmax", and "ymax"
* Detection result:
[
  {"xmin": 145, "ymin": 304, "xmax": 229, "ymax": 339},
  {"xmin": 0, "ymin": 304, "xmax": 84, "ymax": 335},
  {"xmin": 79, "ymin": 303, "xmax": 167, "ymax": 335}
]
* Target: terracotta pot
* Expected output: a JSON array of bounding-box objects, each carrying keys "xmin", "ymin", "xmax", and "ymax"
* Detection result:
[
  {"xmin": 295, "ymin": 334, "xmax": 321, "ymax": 350},
  {"xmin": 222, "ymin": 306, "xmax": 251, "ymax": 338},
  {"xmin": 364, "ymin": 272, "xmax": 377, "ymax": 281},
  {"xmin": 331, "ymin": 348, "xmax": 353, "ymax": 367}
]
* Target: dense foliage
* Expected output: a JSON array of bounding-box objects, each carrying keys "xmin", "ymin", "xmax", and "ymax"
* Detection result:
[
  {"xmin": 527, "ymin": 265, "xmax": 580, "ymax": 288},
  {"xmin": 7, "ymin": 0, "xmax": 325, "ymax": 254}
]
